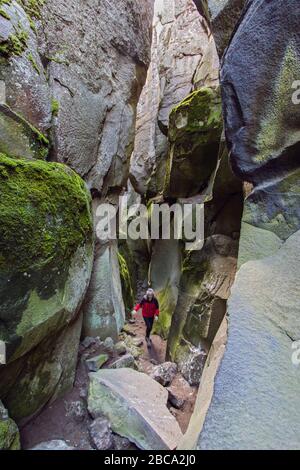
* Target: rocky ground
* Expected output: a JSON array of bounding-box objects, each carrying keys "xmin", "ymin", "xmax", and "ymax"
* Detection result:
[{"xmin": 20, "ymin": 312, "xmax": 197, "ymax": 450}]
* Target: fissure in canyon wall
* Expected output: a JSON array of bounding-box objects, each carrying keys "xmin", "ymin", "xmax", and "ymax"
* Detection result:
[{"xmin": 0, "ymin": 0, "xmax": 299, "ymax": 451}]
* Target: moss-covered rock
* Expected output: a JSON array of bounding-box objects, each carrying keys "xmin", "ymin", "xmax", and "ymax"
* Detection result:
[
  {"xmin": 0, "ymin": 0, "xmax": 51, "ymax": 134},
  {"xmin": 150, "ymin": 237, "xmax": 182, "ymax": 340},
  {"xmin": 167, "ymin": 235, "xmax": 238, "ymax": 385},
  {"xmin": 0, "ymin": 400, "xmax": 20, "ymax": 450},
  {"xmin": 118, "ymin": 251, "xmax": 135, "ymax": 318},
  {"xmin": 0, "ymin": 153, "xmax": 93, "ymax": 364},
  {"xmin": 164, "ymin": 87, "xmax": 223, "ymax": 198},
  {"xmin": 0, "ymin": 312, "xmax": 84, "ymax": 423},
  {"xmin": 0, "ymin": 104, "xmax": 48, "ymax": 159}
]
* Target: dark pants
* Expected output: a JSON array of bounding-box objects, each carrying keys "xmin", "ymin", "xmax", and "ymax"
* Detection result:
[{"xmin": 143, "ymin": 316, "xmax": 154, "ymax": 338}]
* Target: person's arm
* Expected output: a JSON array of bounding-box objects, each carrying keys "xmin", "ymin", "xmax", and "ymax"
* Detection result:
[
  {"xmin": 154, "ymin": 298, "xmax": 160, "ymax": 317},
  {"xmin": 131, "ymin": 299, "xmax": 144, "ymax": 315}
]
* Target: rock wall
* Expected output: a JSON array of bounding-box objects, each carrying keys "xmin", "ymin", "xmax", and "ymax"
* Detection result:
[
  {"xmin": 127, "ymin": 0, "xmax": 232, "ymax": 360},
  {"xmin": 130, "ymin": 0, "xmax": 219, "ymax": 198},
  {"xmin": 39, "ymin": 0, "xmax": 154, "ymax": 194},
  {"xmin": 0, "ymin": 0, "xmax": 154, "ymax": 428},
  {"xmin": 193, "ymin": 0, "xmax": 300, "ymax": 449}
]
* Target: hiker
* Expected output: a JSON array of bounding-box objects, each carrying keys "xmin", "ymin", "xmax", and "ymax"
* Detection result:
[{"xmin": 132, "ymin": 288, "xmax": 160, "ymax": 346}]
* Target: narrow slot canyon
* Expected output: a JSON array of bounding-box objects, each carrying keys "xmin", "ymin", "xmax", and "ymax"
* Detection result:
[{"xmin": 0, "ymin": 0, "xmax": 299, "ymax": 452}]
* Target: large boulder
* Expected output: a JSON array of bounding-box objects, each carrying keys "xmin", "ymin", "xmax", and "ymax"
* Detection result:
[
  {"xmin": 199, "ymin": 231, "xmax": 300, "ymax": 449},
  {"xmin": 164, "ymin": 87, "xmax": 223, "ymax": 198},
  {"xmin": 88, "ymin": 368, "xmax": 183, "ymax": 450},
  {"xmin": 220, "ymin": 0, "xmax": 300, "ymax": 186},
  {"xmin": 0, "ymin": 154, "xmax": 93, "ymax": 421},
  {"xmin": 0, "ymin": 400, "xmax": 20, "ymax": 450}
]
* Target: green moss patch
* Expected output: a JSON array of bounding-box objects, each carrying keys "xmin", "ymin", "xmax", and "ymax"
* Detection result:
[
  {"xmin": 51, "ymin": 98, "xmax": 60, "ymax": 117},
  {"xmin": 0, "ymin": 153, "xmax": 92, "ymax": 275},
  {"xmin": 164, "ymin": 87, "xmax": 223, "ymax": 198},
  {"xmin": 118, "ymin": 252, "xmax": 134, "ymax": 315}
]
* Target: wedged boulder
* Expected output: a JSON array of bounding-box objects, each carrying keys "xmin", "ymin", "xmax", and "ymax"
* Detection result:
[
  {"xmin": 0, "ymin": 154, "xmax": 93, "ymax": 421},
  {"xmin": 151, "ymin": 362, "xmax": 178, "ymax": 387},
  {"xmin": 108, "ymin": 354, "xmax": 136, "ymax": 370},
  {"xmin": 164, "ymin": 87, "xmax": 223, "ymax": 198},
  {"xmin": 88, "ymin": 368, "xmax": 183, "ymax": 450},
  {"xmin": 198, "ymin": 230, "xmax": 300, "ymax": 449},
  {"xmin": 0, "ymin": 400, "xmax": 20, "ymax": 450}
]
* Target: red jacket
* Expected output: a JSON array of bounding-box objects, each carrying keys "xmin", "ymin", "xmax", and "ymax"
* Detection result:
[{"xmin": 134, "ymin": 297, "xmax": 160, "ymax": 318}]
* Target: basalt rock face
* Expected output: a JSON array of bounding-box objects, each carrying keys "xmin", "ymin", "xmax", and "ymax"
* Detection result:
[
  {"xmin": 166, "ymin": 142, "xmax": 243, "ymax": 384},
  {"xmin": 195, "ymin": 0, "xmax": 300, "ymax": 449},
  {"xmin": 208, "ymin": 0, "xmax": 246, "ymax": 57},
  {"xmin": 39, "ymin": 0, "xmax": 154, "ymax": 194},
  {"xmin": 0, "ymin": 0, "xmax": 154, "ymax": 430},
  {"xmin": 130, "ymin": 0, "xmax": 219, "ymax": 198}
]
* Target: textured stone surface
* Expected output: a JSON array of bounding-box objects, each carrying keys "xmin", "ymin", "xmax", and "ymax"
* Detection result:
[
  {"xmin": 195, "ymin": 0, "xmax": 300, "ymax": 449},
  {"xmin": 130, "ymin": 0, "xmax": 219, "ymax": 197},
  {"xmin": 88, "ymin": 368, "xmax": 183, "ymax": 450},
  {"xmin": 0, "ymin": 1, "xmax": 51, "ymax": 133},
  {"xmin": 199, "ymin": 231, "xmax": 300, "ymax": 449},
  {"xmin": 0, "ymin": 155, "xmax": 93, "ymax": 422},
  {"xmin": 38, "ymin": 0, "xmax": 154, "ymax": 193},
  {"xmin": 151, "ymin": 362, "xmax": 178, "ymax": 387},
  {"xmin": 83, "ymin": 240, "xmax": 125, "ymax": 342},
  {"xmin": 89, "ymin": 417, "xmax": 114, "ymax": 450},
  {"xmin": 165, "ymin": 87, "xmax": 223, "ymax": 198},
  {"xmin": 150, "ymin": 236, "xmax": 182, "ymax": 339},
  {"xmin": 207, "ymin": 0, "xmax": 246, "ymax": 57},
  {"xmin": 0, "ymin": 104, "xmax": 48, "ymax": 160},
  {"xmin": 220, "ymin": 0, "xmax": 300, "ymax": 185}
]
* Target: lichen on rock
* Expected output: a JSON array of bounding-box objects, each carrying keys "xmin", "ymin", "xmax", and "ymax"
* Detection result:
[{"xmin": 164, "ymin": 87, "xmax": 223, "ymax": 198}]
